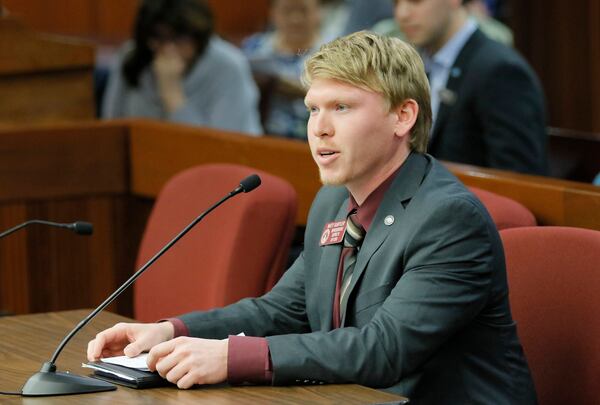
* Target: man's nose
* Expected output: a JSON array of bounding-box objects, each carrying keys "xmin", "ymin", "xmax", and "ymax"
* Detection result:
[{"xmin": 311, "ymin": 111, "xmax": 334, "ymax": 138}]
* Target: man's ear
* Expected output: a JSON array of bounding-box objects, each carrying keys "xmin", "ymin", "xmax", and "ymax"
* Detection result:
[{"xmin": 393, "ymin": 99, "xmax": 419, "ymax": 138}]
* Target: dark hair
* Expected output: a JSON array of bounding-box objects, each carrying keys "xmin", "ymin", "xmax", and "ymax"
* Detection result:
[{"xmin": 123, "ymin": 0, "xmax": 214, "ymax": 86}]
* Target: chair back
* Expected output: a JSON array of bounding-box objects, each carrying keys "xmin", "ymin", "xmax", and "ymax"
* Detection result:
[
  {"xmin": 469, "ymin": 186, "xmax": 536, "ymax": 229},
  {"xmin": 500, "ymin": 226, "xmax": 600, "ymax": 405},
  {"xmin": 133, "ymin": 164, "xmax": 297, "ymax": 322}
]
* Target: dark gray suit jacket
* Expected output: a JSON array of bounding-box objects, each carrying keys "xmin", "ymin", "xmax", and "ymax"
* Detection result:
[
  {"xmin": 429, "ymin": 29, "xmax": 547, "ymax": 175},
  {"xmin": 179, "ymin": 153, "xmax": 537, "ymax": 404}
]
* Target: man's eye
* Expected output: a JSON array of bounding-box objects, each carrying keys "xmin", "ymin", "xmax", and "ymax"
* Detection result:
[
  {"xmin": 336, "ymin": 104, "xmax": 348, "ymax": 111},
  {"xmin": 308, "ymin": 106, "xmax": 319, "ymax": 114}
]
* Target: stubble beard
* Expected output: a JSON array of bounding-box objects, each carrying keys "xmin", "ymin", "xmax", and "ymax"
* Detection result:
[{"xmin": 318, "ymin": 168, "xmax": 348, "ymax": 187}]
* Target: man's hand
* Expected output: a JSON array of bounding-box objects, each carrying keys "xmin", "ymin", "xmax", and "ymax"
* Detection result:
[
  {"xmin": 147, "ymin": 337, "xmax": 229, "ymax": 389},
  {"xmin": 87, "ymin": 322, "xmax": 174, "ymax": 361},
  {"xmin": 152, "ymin": 44, "xmax": 186, "ymax": 113}
]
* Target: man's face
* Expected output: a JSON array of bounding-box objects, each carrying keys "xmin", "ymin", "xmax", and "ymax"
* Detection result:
[
  {"xmin": 305, "ymin": 79, "xmax": 402, "ymax": 197},
  {"xmin": 395, "ymin": 0, "xmax": 458, "ymax": 52}
]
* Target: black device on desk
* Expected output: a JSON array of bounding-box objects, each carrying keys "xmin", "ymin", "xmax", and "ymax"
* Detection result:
[{"xmin": 84, "ymin": 361, "xmax": 169, "ymax": 389}]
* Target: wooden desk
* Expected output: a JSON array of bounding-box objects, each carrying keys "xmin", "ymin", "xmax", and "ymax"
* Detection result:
[{"xmin": 0, "ymin": 310, "xmax": 407, "ymax": 404}]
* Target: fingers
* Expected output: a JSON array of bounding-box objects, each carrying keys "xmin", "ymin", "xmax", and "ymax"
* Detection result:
[
  {"xmin": 146, "ymin": 339, "xmax": 176, "ymax": 371},
  {"xmin": 174, "ymin": 368, "xmax": 196, "ymax": 390},
  {"xmin": 86, "ymin": 323, "xmax": 130, "ymax": 361},
  {"xmin": 87, "ymin": 328, "xmax": 112, "ymax": 361},
  {"xmin": 146, "ymin": 337, "xmax": 228, "ymax": 389},
  {"xmin": 159, "ymin": 355, "xmax": 185, "ymax": 381}
]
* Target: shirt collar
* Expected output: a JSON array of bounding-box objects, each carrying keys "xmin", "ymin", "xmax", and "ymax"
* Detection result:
[
  {"xmin": 422, "ymin": 18, "xmax": 478, "ymax": 70},
  {"xmin": 347, "ymin": 166, "xmax": 402, "ymax": 232}
]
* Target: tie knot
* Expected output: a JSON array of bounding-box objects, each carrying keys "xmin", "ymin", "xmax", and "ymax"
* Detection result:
[{"xmin": 344, "ymin": 213, "xmax": 365, "ymax": 248}]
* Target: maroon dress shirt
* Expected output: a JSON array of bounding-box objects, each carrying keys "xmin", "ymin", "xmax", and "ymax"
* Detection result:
[{"xmin": 169, "ymin": 167, "xmax": 400, "ymax": 385}]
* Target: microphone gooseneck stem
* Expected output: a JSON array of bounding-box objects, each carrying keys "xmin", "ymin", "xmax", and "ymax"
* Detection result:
[
  {"xmin": 48, "ymin": 188, "xmax": 243, "ymax": 365},
  {"xmin": 0, "ymin": 220, "xmax": 70, "ymax": 239}
]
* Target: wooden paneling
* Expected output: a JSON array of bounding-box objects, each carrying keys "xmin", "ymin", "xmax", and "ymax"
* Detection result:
[
  {"xmin": 0, "ymin": 123, "xmax": 129, "ymax": 199},
  {"xmin": 0, "ymin": 16, "xmax": 95, "ymax": 126},
  {"xmin": 3, "ymin": 0, "xmax": 268, "ymax": 45},
  {"xmin": 0, "ymin": 17, "xmax": 94, "ymax": 74},
  {"xmin": 0, "ymin": 123, "xmax": 135, "ymax": 316},
  {"xmin": 510, "ymin": 0, "xmax": 600, "ymax": 132},
  {"xmin": 0, "ymin": 196, "xmax": 136, "ymax": 316},
  {"xmin": 207, "ymin": 0, "xmax": 269, "ymax": 44},
  {"xmin": 548, "ymin": 127, "xmax": 600, "ymax": 182},
  {"xmin": 93, "ymin": 0, "xmax": 139, "ymax": 43},
  {"xmin": 4, "ymin": 0, "xmax": 138, "ymax": 42},
  {"xmin": 0, "ymin": 71, "xmax": 95, "ymax": 128},
  {"xmin": 2, "ymin": 0, "xmax": 95, "ymax": 38},
  {"xmin": 128, "ymin": 120, "xmax": 320, "ymax": 225}
]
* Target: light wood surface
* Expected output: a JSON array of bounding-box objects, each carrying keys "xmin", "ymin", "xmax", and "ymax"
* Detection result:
[{"xmin": 0, "ymin": 310, "xmax": 407, "ymax": 404}]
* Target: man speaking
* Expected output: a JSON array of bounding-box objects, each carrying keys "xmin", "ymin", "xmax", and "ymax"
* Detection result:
[{"xmin": 88, "ymin": 31, "xmax": 536, "ymax": 404}]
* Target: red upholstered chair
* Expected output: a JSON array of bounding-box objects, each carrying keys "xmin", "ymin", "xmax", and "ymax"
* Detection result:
[
  {"xmin": 133, "ymin": 164, "xmax": 297, "ymax": 322},
  {"xmin": 469, "ymin": 186, "xmax": 536, "ymax": 229},
  {"xmin": 500, "ymin": 226, "xmax": 600, "ymax": 405}
]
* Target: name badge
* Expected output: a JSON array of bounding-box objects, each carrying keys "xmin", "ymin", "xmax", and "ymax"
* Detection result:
[{"xmin": 320, "ymin": 220, "xmax": 346, "ymax": 246}]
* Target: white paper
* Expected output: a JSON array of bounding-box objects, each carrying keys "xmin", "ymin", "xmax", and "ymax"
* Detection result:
[
  {"xmin": 95, "ymin": 333, "xmax": 245, "ymax": 372},
  {"xmin": 100, "ymin": 353, "xmax": 150, "ymax": 371},
  {"xmin": 81, "ymin": 362, "xmax": 137, "ymax": 381}
]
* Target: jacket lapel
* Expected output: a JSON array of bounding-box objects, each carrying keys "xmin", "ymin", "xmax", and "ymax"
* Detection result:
[
  {"xmin": 430, "ymin": 29, "xmax": 484, "ymax": 144},
  {"xmin": 340, "ymin": 153, "xmax": 430, "ymax": 326},
  {"xmin": 317, "ymin": 197, "xmax": 349, "ymax": 330}
]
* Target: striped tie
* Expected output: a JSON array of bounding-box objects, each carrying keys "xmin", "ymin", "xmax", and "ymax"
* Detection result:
[{"xmin": 333, "ymin": 212, "xmax": 365, "ymax": 327}]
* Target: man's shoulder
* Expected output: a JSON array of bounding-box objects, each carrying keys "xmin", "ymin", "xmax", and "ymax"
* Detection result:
[
  {"xmin": 410, "ymin": 156, "xmax": 489, "ymax": 217},
  {"xmin": 462, "ymin": 30, "xmax": 532, "ymax": 72}
]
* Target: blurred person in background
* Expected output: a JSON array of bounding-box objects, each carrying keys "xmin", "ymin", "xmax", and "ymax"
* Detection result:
[
  {"xmin": 102, "ymin": 0, "xmax": 262, "ymax": 135},
  {"xmin": 392, "ymin": 0, "xmax": 547, "ymax": 174},
  {"xmin": 242, "ymin": 0, "xmax": 323, "ymax": 140},
  {"xmin": 373, "ymin": 0, "xmax": 512, "ymax": 46}
]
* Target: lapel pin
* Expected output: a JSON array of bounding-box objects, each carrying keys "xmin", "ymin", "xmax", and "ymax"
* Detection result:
[
  {"xmin": 384, "ymin": 215, "xmax": 395, "ymax": 226},
  {"xmin": 439, "ymin": 88, "xmax": 457, "ymax": 105}
]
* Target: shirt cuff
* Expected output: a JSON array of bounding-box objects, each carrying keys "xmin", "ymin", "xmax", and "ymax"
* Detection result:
[
  {"xmin": 227, "ymin": 335, "xmax": 273, "ymax": 385},
  {"xmin": 160, "ymin": 318, "xmax": 189, "ymax": 338}
]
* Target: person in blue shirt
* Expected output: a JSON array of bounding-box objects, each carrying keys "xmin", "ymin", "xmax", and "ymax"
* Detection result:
[
  {"xmin": 242, "ymin": 0, "xmax": 322, "ymax": 140},
  {"xmin": 102, "ymin": 0, "xmax": 262, "ymax": 135}
]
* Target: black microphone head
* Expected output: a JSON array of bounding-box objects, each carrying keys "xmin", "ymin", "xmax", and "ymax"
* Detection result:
[
  {"xmin": 239, "ymin": 174, "xmax": 261, "ymax": 193},
  {"xmin": 72, "ymin": 221, "xmax": 93, "ymax": 235}
]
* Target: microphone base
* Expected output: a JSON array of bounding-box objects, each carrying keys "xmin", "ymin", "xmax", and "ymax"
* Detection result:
[{"xmin": 22, "ymin": 367, "xmax": 116, "ymax": 396}]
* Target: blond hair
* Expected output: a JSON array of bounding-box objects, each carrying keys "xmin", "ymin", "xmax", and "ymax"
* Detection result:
[{"xmin": 302, "ymin": 31, "xmax": 431, "ymax": 152}]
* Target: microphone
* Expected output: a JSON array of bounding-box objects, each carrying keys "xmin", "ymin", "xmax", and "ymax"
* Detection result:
[
  {"xmin": 20, "ymin": 174, "xmax": 262, "ymax": 396},
  {"xmin": 0, "ymin": 220, "xmax": 93, "ymax": 239},
  {"xmin": 234, "ymin": 174, "xmax": 261, "ymax": 194}
]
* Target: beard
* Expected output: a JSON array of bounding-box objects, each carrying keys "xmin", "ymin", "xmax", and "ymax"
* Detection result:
[{"xmin": 318, "ymin": 167, "xmax": 349, "ymax": 186}]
